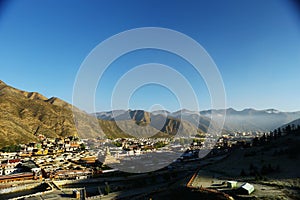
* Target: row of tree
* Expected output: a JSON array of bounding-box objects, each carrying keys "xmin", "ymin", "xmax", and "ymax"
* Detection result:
[{"xmin": 252, "ymin": 124, "xmax": 300, "ymax": 146}]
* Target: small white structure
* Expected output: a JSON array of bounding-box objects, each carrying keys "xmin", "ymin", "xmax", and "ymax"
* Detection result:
[
  {"xmin": 227, "ymin": 181, "xmax": 238, "ymax": 188},
  {"xmin": 239, "ymin": 183, "xmax": 255, "ymax": 195},
  {"xmin": 31, "ymin": 167, "xmax": 41, "ymax": 174},
  {"xmin": 4, "ymin": 167, "xmax": 20, "ymax": 175}
]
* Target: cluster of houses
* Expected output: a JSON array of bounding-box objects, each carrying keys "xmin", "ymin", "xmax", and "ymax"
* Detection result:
[
  {"xmin": 0, "ymin": 155, "xmax": 42, "ymax": 183},
  {"xmin": 115, "ymin": 138, "xmax": 169, "ymax": 151},
  {"xmin": 94, "ymin": 133, "xmax": 262, "ymax": 164},
  {"xmin": 95, "ymin": 138, "xmax": 172, "ymax": 159},
  {"xmin": 0, "ymin": 157, "xmax": 22, "ymax": 176},
  {"xmin": 17, "ymin": 135, "xmax": 85, "ymax": 156},
  {"xmin": 0, "ymin": 136, "xmax": 100, "ymax": 183}
]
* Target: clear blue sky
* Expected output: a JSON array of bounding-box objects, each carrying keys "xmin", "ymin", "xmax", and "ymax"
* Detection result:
[{"xmin": 0, "ymin": 0, "xmax": 300, "ymax": 112}]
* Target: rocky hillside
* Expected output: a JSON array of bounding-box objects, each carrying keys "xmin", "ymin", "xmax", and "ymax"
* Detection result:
[
  {"xmin": 96, "ymin": 109, "xmax": 228, "ymax": 135},
  {"xmin": 0, "ymin": 80, "xmax": 104, "ymax": 147},
  {"xmin": 97, "ymin": 109, "xmax": 202, "ymax": 138}
]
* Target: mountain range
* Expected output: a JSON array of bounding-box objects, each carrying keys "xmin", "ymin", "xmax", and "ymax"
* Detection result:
[
  {"xmin": 96, "ymin": 108, "xmax": 300, "ymax": 133},
  {"xmin": 201, "ymin": 108, "xmax": 300, "ymax": 132},
  {"xmin": 1, "ymin": 79, "xmax": 300, "ymax": 147},
  {"xmin": 0, "ymin": 80, "xmax": 200, "ymax": 147}
]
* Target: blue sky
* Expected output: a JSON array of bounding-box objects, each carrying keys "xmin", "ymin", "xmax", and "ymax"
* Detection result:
[{"xmin": 0, "ymin": 0, "xmax": 300, "ymax": 112}]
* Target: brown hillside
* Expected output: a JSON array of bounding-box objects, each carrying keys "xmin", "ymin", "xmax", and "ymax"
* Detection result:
[{"xmin": 0, "ymin": 80, "xmax": 102, "ymax": 147}]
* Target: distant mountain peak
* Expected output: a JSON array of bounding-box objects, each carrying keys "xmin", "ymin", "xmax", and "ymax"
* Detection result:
[
  {"xmin": 172, "ymin": 108, "xmax": 200, "ymax": 116},
  {"xmin": 227, "ymin": 108, "xmax": 237, "ymax": 111},
  {"xmin": 241, "ymin": 108, "xmax": 255, "ymax": 111},
  {"xmin": 151, "ymin": 110, "xmax": 170, "ymax": 116},
  {"xmin": 264, "ymin": 109, "xmax": 280, "ymax": 114}
]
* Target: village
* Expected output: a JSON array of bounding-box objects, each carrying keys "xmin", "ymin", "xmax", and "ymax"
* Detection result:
[
  {"xmin": 0, "ymin": 136, "xmax": 96, "ymax": 183},
  {"xmin": 0, "ymin": 131, "xmax": 270, "ymax": 199},
  {"xmin": 0, "ymin": 131, "xmax": 262, "ymax": 184}
]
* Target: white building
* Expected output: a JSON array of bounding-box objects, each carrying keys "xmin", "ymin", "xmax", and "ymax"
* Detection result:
[
  {"xmin": 239, "ymin": 183, "xmax": 255, "ymax": 195},
  {"xmin": 227, "ymin": 181, "xmax": 237, "ymax": 188}
]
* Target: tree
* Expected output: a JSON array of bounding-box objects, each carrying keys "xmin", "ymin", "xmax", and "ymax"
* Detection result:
[
  {"xmin": 80, "ymin": 143, "xmax": 86, "ymax": 150},
  {"xmin": 1, "ymin": 145, "xmax": 21, "ymax": 152},
  {"xmin": 277, "ymin": 128, "xmax": 282, "ymax": 137},
  {"xmin": 296, "ymin": 125, "xmax": 300, "ymax": 135},
  {"xmin": 240, "ymin": 168, "xmax": 246, "ymax": 176},
  {"xmin": 267, "ymin": 132, "xmax": 272, "ymax": 141},
  {"xmin": 260, "ymin": 133, "xmax": 267, "ymax": 144},
  {"xmin": 252, "ymin": 137, "xmax": 259, "ymax": 146},
  {"xmin": 270, "ymin": 131, "xmax": 274, "ymax": 140},
  {"xmin": 286, "ymin": 125, "xmax": 292, "ymax": 134},
  {"xmin": 113, "ymin": 141, "xmax": 122, "ymax": 147},
  {"xmin": 104, "ymin": 182, "xmax": 110, "ymax": 194}
]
